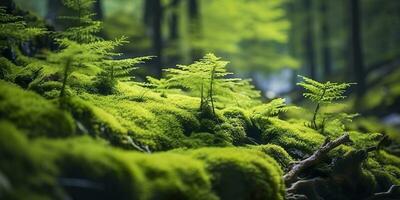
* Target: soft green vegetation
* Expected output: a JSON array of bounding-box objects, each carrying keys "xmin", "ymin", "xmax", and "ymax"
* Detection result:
[{"xmin": 0, "ymin": 1, "xmax": 399, "ymax": 199}]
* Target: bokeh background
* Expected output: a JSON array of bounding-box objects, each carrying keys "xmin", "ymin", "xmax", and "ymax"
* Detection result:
[{"xmin": 11, "ymin": 0, "xmax": 400, "ymax": 128}]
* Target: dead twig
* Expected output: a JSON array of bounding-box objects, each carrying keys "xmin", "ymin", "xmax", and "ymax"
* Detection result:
[{"xmin": 284, "ymin": 133, "xmax": 351, "ymax": 185}]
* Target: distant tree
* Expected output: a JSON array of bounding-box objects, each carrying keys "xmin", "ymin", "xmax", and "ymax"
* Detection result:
[
  {"xmin": 320, "ymin": 0, "xmax": 332, "ymax": 80},
  {"xmin": 0, "ymin": 0, "xmax": 15, "ymax": 12},
  {"xmin": 349, "ymin": 0, "xmax": 365, "ymax": 96},
  {"xmin": 93, "ymin": 0, "xmax": 103, "ymax": 20},
  {"xmin": 143, "ymin": 0, "xmax": 164, "ymax": 78},
  {"xmin": 303, "ymin": 0, "xmax": 316, "ymax": 79}
]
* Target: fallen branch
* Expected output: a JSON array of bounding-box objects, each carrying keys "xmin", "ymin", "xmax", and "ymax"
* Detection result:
[
  {"xmin": 283, "ymin": 133, "xmax": 351, "ymax": 185},
  {"xmin": 365, "ymin": 185, "xmax": 400, "ymax": 200}
]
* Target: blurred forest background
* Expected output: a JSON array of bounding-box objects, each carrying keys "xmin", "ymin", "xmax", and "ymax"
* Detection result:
[{"xmin": 4, "ymin": 0, "xmax": 400, "ymax": 119}]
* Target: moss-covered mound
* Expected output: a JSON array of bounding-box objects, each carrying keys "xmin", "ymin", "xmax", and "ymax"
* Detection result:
[
  {"xmin": 0, "ymin": 122, "xmax": 284, "ymax": 200},
  {"xmin": 188, "ymin": 148, "xmax": 285, "ymax": 200},
  {"xmin": 0, "ymin": 80, "xmax": 75, "ymax": 138}
]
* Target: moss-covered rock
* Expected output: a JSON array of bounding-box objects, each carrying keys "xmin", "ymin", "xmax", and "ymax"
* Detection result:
[
  {"xmin": 1, "ymin": 126, "xmax": 218, "ymax": 200},
  {"xmin": 260, "ymin": 118, "xmax": 324, "ymax": 158},
  {"xmin": 0, "ymin": 81, "xmax": 75, "ymax": 137},
  {"xmin": 188, "ymin": 147, "xmax": 285, "ymax": 200},
  {"xmin": 0, "ymin": 121, "xmax": 60, "ymax": 200},
  {"xmin": 250, "ymin": 144, "xmax": 293, "ymax": 169}
]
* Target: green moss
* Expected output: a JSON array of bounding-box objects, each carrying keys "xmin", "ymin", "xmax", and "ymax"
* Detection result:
[
  {"xmin": 360, "ymin": 150, "xmax": 400, "ymax": 192},
  {"xmin": 37, "ymin": 137, "xmax": 147, "ymax": 200},
  {"xmin": 349, "ymin": 131, "xmax": 383, "ymax": 149},
  {"xmin": 250, "ymin": 144, "xmax": 293, "ymax": 169},
  {"xmin": 1, "ymin": 126, "xmax": 218, "ymax": 200},
  {"xmin": 63, "ymin": 96, "xmax": 126, "ymax": 141},
  {"xmin": 0, "ymin": 81, "xmax": 75, "ymax": 138},
  {"xmin": 261, "ymin": 118, "xmax": 324, "ymax": 158},
  {"xmin": 188, "ymin": 147, "xmax": 284, "ymax": 200},
  {"xmin": 351, "ymin": 117, "xmax": 400, "ymax": 143},
  {"xmin": 0, "ymin": 57, "xmax": 18, "ymax": 80},
  {"xmin": 183, "ymin": 132, "xmax": 232, "ymax": 147},
  {"xmin": 128, "ymin": 153, "xmax": 218, "ymax": 200},
  {"xmin": 0, "ymin": 121, "xmax": 59, "ymax": 200}
]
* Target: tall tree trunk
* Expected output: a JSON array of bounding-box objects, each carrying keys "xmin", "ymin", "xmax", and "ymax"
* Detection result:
[
  {"xmin": 304, "ymin": 0, "xmax": 317, "ymax": 80},
  {"xmin": 320, "ymin": 0, "xmax": 332, "ymax": 80},
  {"xmin": 152, "ymin": 0, "xmax": 163, "ymax": 77},
  {"xmin": 169, "ymin": 0, "xmax": 180, "ymax": 40},
  {"xmin": 349, "ymin": 0, "xmax": 365, "ymax": 97},
  {"xmin": 188, "ymin": 0, "xmax": 202, "ymax": 60},
  {"xmin": 143, "ymin": 0, "xmax": 164, "ymax": 77},
  {"xmin": 93, "ymin": 0, "xmax": 103, "ymax": 21},
  {"xmin": 0, "ymin": 0, "xmax": 15, "ymax": 12},
  {"xmin": 46, "ymin": 0, "xmax": 63, "ymax": 29},
  {"xmin": 167, "ymin": 0, "xmax": 181, "ymax": 65}
]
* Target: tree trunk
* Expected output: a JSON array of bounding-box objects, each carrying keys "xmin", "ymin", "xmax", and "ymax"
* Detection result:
[
  {"xmin": 167, "ymin": 0, "xmax": 181, "ymax": 66},
  {"xmin": 320, "ymin": 0, "xmax": 332, "ymax": 80},
  {"xmin": 304, "ymin": 0, "xmax": 316, "ymax": 80},
  {"xmin": 152, "ymin": 0, "xmax": 163, "ymax": 77},
  {"xmin": 143, "ymin": 0, "xmax": 164, "ymax": 77},
  {"xmin": 349, "ymin": 0, "xmax": 365, "ymax": 97},
  {"xmin": 169, "ymin": 0, "xmax": 180, "ymax": 40},
  {"xmin": 93, "ymin": 0, "xmax": 103, "ymax": 21},
  {"xmin": 0, "ymin": 0, "xmax": 15, "ymax": 12},
  {"xmin": 46, "ymin": 0, "xmax": 64, "ymax": 29},
  {"xmin": 188, "ymin": 0, "xmax": 202, "ymax": 60}
]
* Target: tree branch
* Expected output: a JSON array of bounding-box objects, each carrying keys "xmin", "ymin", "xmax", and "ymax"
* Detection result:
[
  {"xmin": 284, "ymin": 133, "xmax": 351, "ymax": 185},
  {"xmin": 365, "ymin": 185, "xmax": 400, "ymax": 200}
]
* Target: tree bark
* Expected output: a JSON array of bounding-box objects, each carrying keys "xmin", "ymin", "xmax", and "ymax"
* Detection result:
[
  {"xmin": 0, "ymin": 0, "xmax": 15, "ymax": 12},
  {"xmin": 93, "ymin": 0, "xmax": 103, "ymax": 21},
  {"xmin": 151, "ymin": 0, "xmax": 163, "ymax": 77},
  {"xmin": 320, "ymin": 0, "xmax": 332, "ymax": 80},
  {"xmin": 143, "ymin": 0, "xmax": 164, "ymax": 77},
  {"xmin": 188, "ymin": 0, "xmax": 202, "ymax": 60},
  {"xmin": 169, "ymin": 0, "xmax": 180, "ymax": 40},
  {"xmin": 349, "ymin": 0, "xmax": 365, "ymax": 97},
  {"xmin": 304, "ymin": 0, "xmax": 316, "ymax": 80}
]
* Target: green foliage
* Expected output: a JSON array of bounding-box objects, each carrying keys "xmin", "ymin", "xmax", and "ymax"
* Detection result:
[
  {"xmin": 251, "ymin": 98, "xmax": 296, "ymax": 119},
  {"xmin": 0, "ymin": 7, "xmax": 45, "ymax": 49},
  {"xmin": 195, "ymin": 0, "xmax": 298, "ymax": 73},
  {"xmin": 164, "ymin": 53, "xmax": 260, "ymax": 115},
  {"xmin": 297, "ymin": 75, "xmax": 355, "ymax": 133},
  {"xmin": 93, "ymin": 49, "xmax": 152, "ymax": 94},
  {"xmin": 58, "ymin": 0, "xmax": 101, "ymax": 43}
]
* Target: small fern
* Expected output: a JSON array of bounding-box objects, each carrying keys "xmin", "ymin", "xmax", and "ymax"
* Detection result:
[
  {"xmin": 164, "ymin": 53, "xmax": 259, "ymax": 116},
  {"xmin": 297, "ymin": 75, "xmax": 354, "ymax": 130},
  {"xmin": 252, "ymin": 98, "xmax": 295, "ymax": 118}
]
